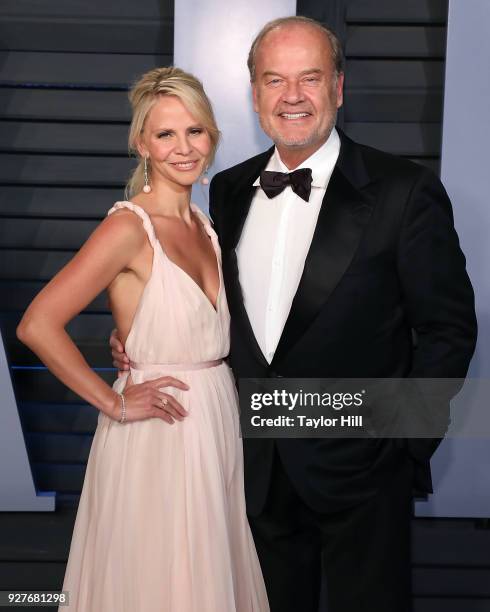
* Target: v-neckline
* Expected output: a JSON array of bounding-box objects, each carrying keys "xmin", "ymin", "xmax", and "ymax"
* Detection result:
[
  {"xmin": 126, "ymin": 200, "xmax": 223, "ymax": 315},
  {"xmin": 166, "ymin": 254, "xmax": 221, "ymax": 314},
  {"xmin": 128, "ymin": 201, "xmax": 221, "ymax": 315}
]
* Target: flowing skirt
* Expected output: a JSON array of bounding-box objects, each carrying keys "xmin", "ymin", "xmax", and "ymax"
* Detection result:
[{"xmin": 60, "ymin": 363, "xmax": 269, "ymax": 612}]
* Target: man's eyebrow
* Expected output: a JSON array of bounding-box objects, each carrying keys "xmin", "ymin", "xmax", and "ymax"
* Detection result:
[
  {"xmin": 261, "ymin": 68, "xmax": 324, "ymax": 78},
  {"xmin": 298, "ymin": 68, "xmax": 323, "ymax": 76},
  {"xmin": 261, "ymin": 71, "xmax": 284, "ymax": 78}
]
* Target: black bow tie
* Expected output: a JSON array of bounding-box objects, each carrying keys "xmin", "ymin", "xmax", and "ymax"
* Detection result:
[{"xmin": 259, "ymin": 168, "xmax": 313, "ymax": 202}]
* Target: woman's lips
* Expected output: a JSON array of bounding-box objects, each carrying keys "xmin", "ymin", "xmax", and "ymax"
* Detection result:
[{"xmin": 169, "ymin": 161, "xmax": 199, "ymax": 171}]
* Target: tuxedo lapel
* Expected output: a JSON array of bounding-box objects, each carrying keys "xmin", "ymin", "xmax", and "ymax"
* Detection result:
[
  {"xmin": 221, "ymin": 148, "xmax": 274, "ymax": 368},
  {"xmin": 272, "ymin": 134, "xmax": 376, "ymax": 365},
  {"xmin": 221, "ymin": 147, "xmax": 274, "ymax": 251}
]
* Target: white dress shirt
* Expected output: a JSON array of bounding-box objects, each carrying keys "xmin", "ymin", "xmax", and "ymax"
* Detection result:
[{"xmin": 236, "ymin": 128, "xmax": 341, "ymax": 363}]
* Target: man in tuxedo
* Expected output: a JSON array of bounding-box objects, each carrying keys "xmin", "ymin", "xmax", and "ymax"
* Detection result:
[
  {"xmin": 208, "ymin": 15, "xmax": 476, "ymax": 612},
  {"xmin": 112, "ymin": 16, "xmax": 477, "ymax": 612}
]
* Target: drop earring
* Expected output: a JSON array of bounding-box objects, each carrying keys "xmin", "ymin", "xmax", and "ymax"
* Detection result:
[
  {"xmin": 143, "ymin": 156, "xmax": 151, "ymax": 193},
  {"xmin": 201, "ymin": 166, "xmax": 209, "ymax": 185}
]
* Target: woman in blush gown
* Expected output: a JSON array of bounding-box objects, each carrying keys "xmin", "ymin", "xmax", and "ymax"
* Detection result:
[{"xmin": 17, "ymin": 67, "xmax": 269, "ymax": 612}]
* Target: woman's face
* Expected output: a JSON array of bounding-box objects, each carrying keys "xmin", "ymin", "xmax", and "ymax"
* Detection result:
[{"xmin": 138, "ymin": 95, "xmax": 211, "ymax": 190}]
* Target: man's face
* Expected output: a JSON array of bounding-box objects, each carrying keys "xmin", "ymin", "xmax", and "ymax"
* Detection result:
[{"xmin": 252, "ymin": 24, "xmax": 344, "ymax": 165}]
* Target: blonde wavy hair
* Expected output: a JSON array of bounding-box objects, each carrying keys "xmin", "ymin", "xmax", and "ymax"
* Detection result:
[{"xmin": 125, "ymin": 67, "xmax": 220, "ymax": 198}]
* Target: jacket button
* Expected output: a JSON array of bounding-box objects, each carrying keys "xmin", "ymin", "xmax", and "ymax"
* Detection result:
[{"xmin": 269, "ymin": 371, "xmax": 283, "ymax": 378}]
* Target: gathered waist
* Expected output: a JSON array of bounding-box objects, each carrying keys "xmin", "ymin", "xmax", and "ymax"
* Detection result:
[{"xmin": 129, "ymin": 358, "xmax": 224, "ymax": 372}]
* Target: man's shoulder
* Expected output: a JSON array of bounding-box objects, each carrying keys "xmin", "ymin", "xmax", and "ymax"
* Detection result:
[{"xmin": 346, "ymin": 134, "xmax": 435, "ymax": 185}]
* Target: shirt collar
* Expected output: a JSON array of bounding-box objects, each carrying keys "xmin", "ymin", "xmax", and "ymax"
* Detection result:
[{"xmin": 253, "ymin": 127, "xmax": 340, "ymax": 188}]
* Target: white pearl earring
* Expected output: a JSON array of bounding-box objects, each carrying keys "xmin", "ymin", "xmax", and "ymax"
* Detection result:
[
  {"xmin": 143, "ymin": 156, "xmax": 151, "ymax": 193},
  {"xmin": 201, "ymin": 167, "xmax": 209, "ymax": 185}
]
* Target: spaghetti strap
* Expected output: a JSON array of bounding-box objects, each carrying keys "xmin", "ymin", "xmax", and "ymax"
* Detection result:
[
  {"xmin": 190, "ymin": 203, "xmax": 215, "ymax": 235},
  {"xmin": 190, "ymin": 203, "xmax": 221, "ymax": 258},
  {"xmin": 107, "ymin": 201, "xmax": 158, "ymax": 249}
]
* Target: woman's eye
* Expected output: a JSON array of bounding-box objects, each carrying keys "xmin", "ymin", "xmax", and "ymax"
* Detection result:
[
  {"xmin": 189, "ymin": 128, "xmax": 204, "ymax": 135},
  {"xmin": 158, "ymin": 132, "xmax": 171, "ymax": 139}
]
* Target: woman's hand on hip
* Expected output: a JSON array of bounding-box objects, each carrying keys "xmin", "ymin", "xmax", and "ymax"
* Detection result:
[{"xmin": 111, "ymin": 376, "xmax": 190, "ymax": 424}]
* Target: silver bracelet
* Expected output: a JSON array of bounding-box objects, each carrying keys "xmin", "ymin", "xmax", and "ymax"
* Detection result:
[{"xmin": 118, "ymin": 392, "xmax": 126, "ymax": 424}]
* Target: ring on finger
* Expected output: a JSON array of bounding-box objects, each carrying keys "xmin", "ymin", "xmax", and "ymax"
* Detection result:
[{"xmin": 161, "ymin": 397, "xmax": 169, "ymax": 407}]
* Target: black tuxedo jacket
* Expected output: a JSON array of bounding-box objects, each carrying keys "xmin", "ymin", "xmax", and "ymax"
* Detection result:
[{"xmin": 210, "ymin": 130, "xmax": 477, "ymax": 516}]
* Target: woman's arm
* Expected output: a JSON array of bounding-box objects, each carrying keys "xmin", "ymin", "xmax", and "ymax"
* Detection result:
[{"xmin": 16, "ymin": 212, "xmax": 188, "ymax": 423}]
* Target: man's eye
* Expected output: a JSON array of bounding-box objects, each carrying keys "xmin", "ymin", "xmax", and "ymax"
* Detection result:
[
  {"xmin": 268, "ymin": 79, "xmax": 282, "ymax": 86},
  {"xmin": 304, "ymin": 77, "xmax": 319, "ymax": 83}
]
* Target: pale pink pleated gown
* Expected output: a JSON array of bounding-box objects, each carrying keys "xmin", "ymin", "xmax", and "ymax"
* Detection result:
[{"xmin": 60, "ymin": 201, "xmax": 269, "ymax": 612}]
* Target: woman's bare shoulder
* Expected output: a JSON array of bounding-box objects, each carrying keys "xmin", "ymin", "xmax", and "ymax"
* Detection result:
[{"xmin": 96, "ymin": 208, "xmax": 148, "ymax": 250}]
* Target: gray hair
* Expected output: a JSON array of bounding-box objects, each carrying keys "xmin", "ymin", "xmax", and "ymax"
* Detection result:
[{"xmin": 247, "ymin": 16, "xmax": 344, "ymax": 82}]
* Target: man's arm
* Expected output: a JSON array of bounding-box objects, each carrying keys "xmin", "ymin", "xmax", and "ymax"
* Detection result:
[
  {"xmin": 398, "ymin": 168, "xmax": 477, "ymax": 377},
  {"xmin": 110, "ymin": 328, "xmax": 130, "ymax": 373},
  {"xmin": 397, "ymin": 169, "xmax": 477, "ymax": 460}
]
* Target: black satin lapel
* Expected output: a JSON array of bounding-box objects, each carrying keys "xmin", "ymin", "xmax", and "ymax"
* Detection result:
[
  {"xmin": 272, "ymin": 166, "xmax": 374, "ymax": 365},
  {"xmin": 220, "ymin": 149, "xmax": 274, "ymax": 367},
  {"xmin": 222, "ymin": 249, "xmax": 269, "ymax": 368},
  {"xmin": 222, "ymin": 185, "xmax": 265, "ymax": 364},
  {"xmin": 221, "ymin": 148, "xmax": 274, "ymax": 251},
  {"xmin": 221, "ymin": 184, "xmax": 255, "ymax": 250}
]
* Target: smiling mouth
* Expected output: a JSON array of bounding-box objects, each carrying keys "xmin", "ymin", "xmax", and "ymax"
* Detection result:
[
  {"xmin": 170, "ymin": 161, "xmax": 199, "ymax": 170},
  {"xmin": 279, "ymin": 112, "xmax": 311, "ymax": 120}
]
